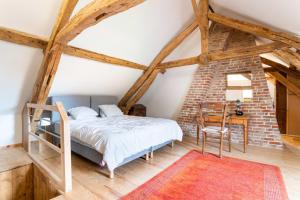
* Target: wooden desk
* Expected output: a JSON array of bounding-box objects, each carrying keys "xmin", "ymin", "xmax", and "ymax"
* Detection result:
[
  {"xmin": 205, "ymin": 114, "xmax": 249, "ymax": 153},
  {"xmin": 230, "ymin": 114, "xmax": 249, "ymax": 153}
]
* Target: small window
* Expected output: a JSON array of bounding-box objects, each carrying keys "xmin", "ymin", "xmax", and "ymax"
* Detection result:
[{"xmin": 226, "ymin": 72, "xmax": 253, "ymax": 102}]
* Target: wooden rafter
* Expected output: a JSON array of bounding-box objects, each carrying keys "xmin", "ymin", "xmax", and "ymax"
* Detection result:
[
  {"xmin": 124, "ymin": 69, "xmax": 160, "ymax": 112},
  {"xmin": 32, "ymin": 0, "xmax": 79, "ymax": 104},
  {"xmin": 31, "ymin": 0, "xmax": 145, "ymax": 122},
  {"xmin": 273, "ymin": 49, "xmax": 300, "ymax": 70},
  {"xmin": 0, "ymin": 27, "xmax": 48, "ymax": 49},
  {"xmin": 118, "ymin": 20, "xmax": 199, "ymax": 107},
  {"xmin": 121, "ymin": 1, "xmax": 209, "ymax": 111},
  {"xmin": 191, "ymin": 0, "xmax": 209, "ymax": 55},
  {"xmin": 9, "ymin": 0, "xmax": 300, "ymax": 116},
  {"xmin": 199, "ymin": 0, "xmax": 209, "ymax": 54},
  {"xmin": 261, "ymin": 57, "xmax": 300, "ymax": 79},
  {"xmin": 158, "ymin": 56, "xmax": 200, "ymax": 69},
  {"xmin": 64, "ymin": 46, "xmax": 147, "ymax": 70},
  {"xmin": 208, "ymin": 12, "xmax": 300, "ymax": 50},
  {"xmin": 264, "ymin": 67, "xmax": 277, "ymax": 73},
  {"xmin": 55, "ymin": 0, "xmax": 145, "ymax": 45},
  {"xmin": 31, "ymin": 0, "xmax": 145, "ymax": 105},
  {"xmin": 268, "ymin": 72, "xmax": 300, "ymax": 98},
  {"xmin": 208, "ymin": 42, "xmax": 288, "ymax": 61},
  {"xmin": 30, "ymin": 0, "xmax": 78, "ymax": 130},
  {"xmin": 158, "ymin": 42, "xmax": 287, "ymax": 70},
  {"xmin": 47, "ymin": 0, "xmax": 79, "ymax": 52},
  {"xmin": 0, "ymin": 26, "xmax": 147, "ymax": 71}
]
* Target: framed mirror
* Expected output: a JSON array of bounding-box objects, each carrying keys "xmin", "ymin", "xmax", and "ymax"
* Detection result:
[{"xmin": 226, "ymin": 72, "xmax": 253, "ymax": 102}]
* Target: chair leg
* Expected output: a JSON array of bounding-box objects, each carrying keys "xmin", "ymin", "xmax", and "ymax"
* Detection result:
[
  {"xmin": 202, "ymin": 131, "xmax": 206, "ymax": 154},
  {"xmin": 196, "ymin": 125, "xmax": 200, "ymax": 145},
  {"xmin": 228, "ymin": 130, "xmax": 232, "ymax": 152},
  {"xmin": 219, "ymin": 132, "xmax": 224, "ymax": 158}
]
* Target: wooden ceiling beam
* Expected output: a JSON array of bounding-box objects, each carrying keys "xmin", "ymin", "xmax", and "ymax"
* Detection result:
[
  {"xmin": 261, "ymin": 57, "xmax": 300, "ymax": 79},
  {"xmin": 0, "ymin": 27, "xmax": 147, "ymax": 70},
  {"xmin": 47, "ymin": 0, "xmax": 79, "ymax": 51},
  {"xmin": 273, "ymin": 49, "xmax": 300, "ymax": 70},
  {"xmin": 208, "ymin": 42, "xmax": 288, "ymax": 61},
  {"xmin": 32, "ymin": 0, "xmax": 79, "ymax": 104},
  {"xmin": 199, "ymin": 0, "xmax": 209, "ymax": 54},
  {"xmin": 268, "ymin": 72, "xmax": 300, "ymax": 98},
  {"xmin": 191, "ymin": 0, "xmax": 209, "ymax": 55},
  {"xmin": 118, "ymin": 19, "xmax": 198, "ymax": 107},
  {"xmin": 158, "ymin": 56, "xmax": 200, "ymax": 69},
  {"xmin": 208, "ymin": 12, "xmax": 300, "ymax": 50},
  {"xmin": 30, "ymin": 0, "xmax": 79, "ymax": 134},
  {"xmin": 30, "ymin": 0, "xmax": 146, "ymax": 118},
  {"xmin": 0, "ymin": 27, "xmax": 48, "ymax": 49},
  {"xmin": 264, "ymin": 67, "xmax": 277, "ymax": 73},
  {"xmin": 158, "ymin": 42, "xmax": 287, "ymax": 70},
  {"xmin": 63, "ymin": 46, "xmax": 147, "ymax": 70},
  {"xmin": 55, "ymin": 0, "xmax": 145, "ymax": 45},
  {"xmin": 124, "ymin": 69, "xmax": 160, "ymax": 113}
]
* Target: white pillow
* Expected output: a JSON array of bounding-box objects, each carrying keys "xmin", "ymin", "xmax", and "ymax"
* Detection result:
[
  {"xmin": 98, "ymin": 105, "xmax": 123, "ymax": 117},
  {"xmin": 68, "ymin": 107, "xmax": 98, "ymax": 120}
]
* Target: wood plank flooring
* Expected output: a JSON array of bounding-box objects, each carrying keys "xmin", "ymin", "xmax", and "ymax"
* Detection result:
[
  {"xmin": 53, "ymin": 136, "xmax": 300, "ymax": 200},
  {"xmin": 0, "ymin": 147, "xmax": 32, "ymax": 173},
  {"xmin": 1, "ymin": 137, "xmax": 299, "ymax": 199}
]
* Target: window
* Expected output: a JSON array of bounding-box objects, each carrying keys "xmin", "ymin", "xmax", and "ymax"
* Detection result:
[{"xmin": 226, "ymin": 72, "xmax": 253, "ymax": 102}]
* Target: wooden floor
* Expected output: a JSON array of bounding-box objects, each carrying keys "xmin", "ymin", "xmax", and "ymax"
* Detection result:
[
  {"xmin": 48, "ymin": 136, "xmax": 300, "ymax": 200},
  {"xmin": 0, "ymin": 147, "xmax": 32, "ymax": 173},
  {"xmin": 2, "ymin": 137, "xmax": 300, "ymax": 200}
]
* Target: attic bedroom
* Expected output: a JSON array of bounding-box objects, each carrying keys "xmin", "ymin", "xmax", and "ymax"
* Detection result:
[{"xmin": 0, "ymin": 0, "xmax": 300, "ymax": 199}]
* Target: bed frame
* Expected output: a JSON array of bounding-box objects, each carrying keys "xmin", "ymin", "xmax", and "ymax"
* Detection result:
[{"xmin": 46, "ymin": 95, "xmax": 174, "ymax": 178}]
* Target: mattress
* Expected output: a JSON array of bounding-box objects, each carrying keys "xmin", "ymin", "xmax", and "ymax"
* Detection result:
[{"xmin": 54, "ymin": 115, "xmax": 183, "ymax": 171}]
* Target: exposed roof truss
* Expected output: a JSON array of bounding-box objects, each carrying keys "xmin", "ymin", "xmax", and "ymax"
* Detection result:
[{"xmin": 1, "ymin": 0, "xmax": 300, "ymax": 112}]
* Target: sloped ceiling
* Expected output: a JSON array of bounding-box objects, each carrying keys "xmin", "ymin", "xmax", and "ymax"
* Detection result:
[
  {"xmin": 0, "ymin": 0, "xmax": 198, "ymax": 145},
  {"xmin": 210, "ymin": 0, "xmax": 300, "ymax": 35},
  {"xmin": 0, "ymin": 0, "xmax": 298, "ymax": 145},
  {"xmin": 141, "ymin": 0, "xmax": 300, "ymax": 117}
]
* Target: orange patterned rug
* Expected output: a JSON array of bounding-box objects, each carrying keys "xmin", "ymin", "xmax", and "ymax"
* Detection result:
[{"xmin": 122, "ymin": 150, "xmax": 288, "ymax": 200}]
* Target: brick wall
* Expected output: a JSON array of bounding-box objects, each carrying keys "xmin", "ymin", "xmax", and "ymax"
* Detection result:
[{"xmin": 177, "ymin": 23, "xmax": 283, "ymax": 148}]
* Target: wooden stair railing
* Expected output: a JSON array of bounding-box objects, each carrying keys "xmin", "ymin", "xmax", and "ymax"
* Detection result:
[{"xmin": 26, "ymin": 102, "xmax": 72, "ymax": 193}]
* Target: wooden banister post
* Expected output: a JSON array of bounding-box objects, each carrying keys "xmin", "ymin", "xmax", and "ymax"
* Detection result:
[{"xmin": 56, "ymin": 102, "xmax": 72, "ymax": 192}]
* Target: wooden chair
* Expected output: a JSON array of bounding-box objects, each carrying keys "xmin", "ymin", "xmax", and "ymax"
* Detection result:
[{"xmin": 196, "ymin": 102, "xmax": 231, "ymax": 158}]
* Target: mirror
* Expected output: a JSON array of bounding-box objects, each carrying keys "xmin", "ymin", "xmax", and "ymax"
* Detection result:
[{"xmin": 226, "ymin": 72, "xmax": 253, "ymax": 102}]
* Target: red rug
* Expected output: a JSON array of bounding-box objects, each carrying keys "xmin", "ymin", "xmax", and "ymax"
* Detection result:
[{"xmin": 122, "ymin": 150, "xmax": 288, "ymax": 200}]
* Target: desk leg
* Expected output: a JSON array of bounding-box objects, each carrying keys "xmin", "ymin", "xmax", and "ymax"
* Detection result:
[
  {"xmin": 244, "ymin": 121, "xmax": 248, "ymax": 153},
  {"xmin": 196, "ymin": 124, "xmax": 200, "ymax": 145}
]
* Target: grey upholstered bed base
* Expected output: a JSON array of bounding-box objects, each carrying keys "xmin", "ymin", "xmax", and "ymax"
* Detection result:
[
  {"xmin": 47, "ymin": 95, "xmax": 174, "ymax": 175},
  {"xmin": 54, "ymin": 136, "xmax": 172, "ymax": 168}
]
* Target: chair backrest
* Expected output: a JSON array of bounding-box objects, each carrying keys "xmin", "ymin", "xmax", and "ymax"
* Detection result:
[{"xmin": 198, "ymin": 102, "xmax": 229, "ymax": 131}]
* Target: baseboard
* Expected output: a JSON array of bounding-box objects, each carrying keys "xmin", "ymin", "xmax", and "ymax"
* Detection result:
[{"xmin": 0, "ymin": 143, "xmax": 23, "ymax": 150}]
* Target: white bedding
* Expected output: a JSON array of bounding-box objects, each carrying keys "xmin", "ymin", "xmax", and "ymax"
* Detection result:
[{"xmin": 69, "ymin": 115, "xmax": 183, "ymax": 171}]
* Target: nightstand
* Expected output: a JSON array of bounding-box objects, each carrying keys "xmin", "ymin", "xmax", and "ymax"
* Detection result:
[{"xmin": 128, "ymin": 104, "xmax": 146, "ymax": 117}]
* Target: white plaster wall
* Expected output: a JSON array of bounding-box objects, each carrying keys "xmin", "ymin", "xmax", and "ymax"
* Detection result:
[
  {"xmin": 0, "ymin": 0, "xmax": 61, "ymax": 37},
  {"xmin": 0, "ymin": 42, "xmax": 43, "ymax": 146},
  {"xmin": 0, "ymin": 0, "xmax": 196, "ymax": 146},
  {"xmin": 211, "ymin": 0, "xmax": 300, "ymax": 35},
  {"xmin": 1, "ymin": 0, "xmax": 300, "ymax": 146},
  {"xmin": 0, "ymin": 0, "xmax": 60, "ymax": 146},
  {"xmin": 51, "ymin": 55, "xmax": 142, "ymax": 97},
  {"xmin": 139, "ymin": 29, "xmax": 201, "ymax": 119}
]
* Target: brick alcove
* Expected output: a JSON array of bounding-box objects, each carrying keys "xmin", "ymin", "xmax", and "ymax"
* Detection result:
[{"xmin": 177, "ymin": 23, "xmax": 283, "ymax": 148}]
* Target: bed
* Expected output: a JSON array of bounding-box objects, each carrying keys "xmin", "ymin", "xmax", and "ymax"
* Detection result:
[{"xmin": 46, "ymin": 95, "xmax": 183, "ymax": 178}]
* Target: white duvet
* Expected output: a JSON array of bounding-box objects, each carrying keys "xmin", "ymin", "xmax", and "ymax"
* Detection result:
[{"xmin": 69, "ymin": 115, "xmax": 183, "ymax": 171}]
